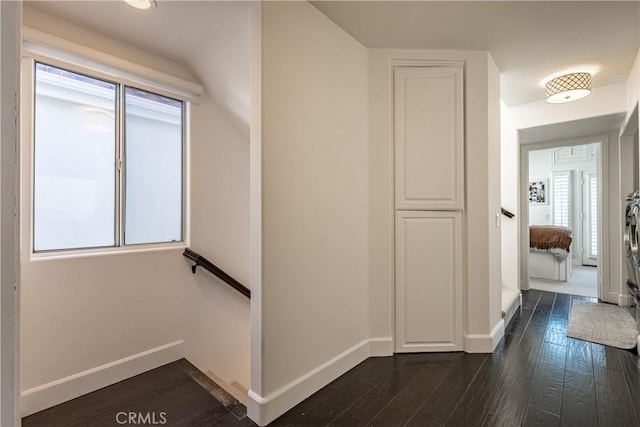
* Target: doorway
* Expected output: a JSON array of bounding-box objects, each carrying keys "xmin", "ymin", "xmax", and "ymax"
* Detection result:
[{"xmin": 520, "ymin": 137, "xmax": 607, "ymax": 300}]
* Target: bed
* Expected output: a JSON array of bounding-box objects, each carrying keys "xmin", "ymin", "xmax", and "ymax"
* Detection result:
[{"xmin": 529, "ymin": 225, "xmax": 573, "ymax": 281}]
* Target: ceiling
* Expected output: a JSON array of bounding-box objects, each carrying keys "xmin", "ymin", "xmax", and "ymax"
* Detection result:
[
  {"xmin": 25, "ymin": 0, "xmax": 254, "ymax": 136},
  {"xmin": 312, "ymin": 1, "xmax": 639, "ymax": 106},
  {"xmin": 24, "ymin": 1, "xmax": 639, "ymax": 109}
]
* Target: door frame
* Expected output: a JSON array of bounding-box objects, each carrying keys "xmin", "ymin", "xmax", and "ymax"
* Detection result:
[{"xmin": 519, "ymin": 135, "xmax": 608, "ymax": 301}]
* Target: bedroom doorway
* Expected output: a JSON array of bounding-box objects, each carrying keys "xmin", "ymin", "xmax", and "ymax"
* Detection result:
[{"xmin": 521, "ymin": 137, "xmax": 605, "ymax": 299}]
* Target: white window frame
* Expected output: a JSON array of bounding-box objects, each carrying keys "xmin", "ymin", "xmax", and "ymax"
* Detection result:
[{"xmin": 21, "ymin": 31, "xmax": 200, "ymax": 259}]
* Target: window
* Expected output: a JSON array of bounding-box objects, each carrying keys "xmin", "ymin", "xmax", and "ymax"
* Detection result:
[{"xmin": 33, "ymin": 62, "xmax": 184, "ymax": 252}]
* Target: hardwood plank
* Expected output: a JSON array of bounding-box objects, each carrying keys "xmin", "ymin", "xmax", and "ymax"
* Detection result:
[
  {"xmin": 521, "ymin": 408, "xmax": 561, "ymax": 427},
  {"xmin": 593, "ymin": 365, "xmax": 639, "ymax": 426},
  {"xmin": 22, "ymin": 360, "xmax": 237, "ymax": 427},
  {"xmin": 326, "ymin": 354, "xmax": 436, "ymax": 426},
  {"xmin": 329, "ymin": 355, "xmax": 397, "ymax": 392},
  {"xmin": 495, "ymin": 307, "xmax": 535, "ymax": 360},
  {"xmin": 369, "ymin": 359, "xmax": 455, "ymax": 426},
  {"xmin": 272, "ymin": 356, "xmax": 400, "ymax": 426},
  {"xmin": 565, "ymin": 338, "xmax": 593, "ymax": 374},
  {"xmin": 212, "ymin": 412, "xmax": 257, "ymax": 426},
  {"xmin": 444, "ymin": 356, "xmax": 505, "ymax": 426},
  {"xmin": 561, "ymin": 369, "xmax": 598, "ymax": 426},
  {"xmin": 618, "ymin": 347, "xmax": 640, "ymax": 420},
  {"xmin": 503, "ymin": 340, "xmax": 543, "ymax": 381},
  {"xmin": 403, "ymin": 354, "xmax": 486, "ymax": 427},
  {"xmin": 525, "ymin": 342, "xmax": 566, "ymax": 417},
  {"xmin": 590, "ymin": 343, "xmax": 623, "ymax": 372},
  {"xmin": 544, "ymin": 326, "xmax": 568, "ymax": 347},
  {"xmin": 481, "ymin": 373, "xmax": 533, "ymax": 427},
  {"xmin": 521, "ymin": 290, "xmax": 542, "ymax": 309},
  {"xmin": 23, "ymin": 362, "xmax": 199, "ymax": 426}
]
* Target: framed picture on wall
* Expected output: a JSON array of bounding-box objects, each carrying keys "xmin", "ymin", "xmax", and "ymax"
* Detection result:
[{"xmin": 529, "ymin": 179, "xmax": 548, "ymax": 205}]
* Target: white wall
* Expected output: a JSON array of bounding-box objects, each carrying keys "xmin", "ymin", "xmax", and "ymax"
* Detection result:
[
  {"xmin": 186, "ymin": 93, "xmax": 250, "ymax": 387},
  {"xmin": 528, "ymin": 149, "xmax": 553, "ymax": 226},
  {"xmin": 500, "ymin": 101, "xmax": 520, "ymax": 307},
  {"xmin": 626, "ymin": 50, "xmax": 639, "ymax": 129},
  {"xmin": 487, "ymin": 55, "xmax": 503, "ymax": 336},
  {"xmin": 368, "ymin": 49, "xmax": 503, "ymax": 354},
  {"xmin": 251, "ymin": 2, "xmax": 370, "ymax": 424},
  {"xmin": 20, "ymin": 6, "xmax": 252, "ymax": 415},
  {"xmin": 0, "ymin": 2, "xmax": 21, "ymax": 426}
]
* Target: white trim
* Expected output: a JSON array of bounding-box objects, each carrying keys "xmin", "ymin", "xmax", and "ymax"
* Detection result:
[
  {"xmin": 20, "ymin": 340, "xmax": 184, "ymax": 417},
  {"xmin": 464, "ymin": 320, "xmax": 505, "ymax": 353},
  {"xmin": 618, "ymin": 293, "xmax": 632, "ymax": 307},
  {"xmin": 502, "ymin": 290, "xmax": 522, "ymax": 327},
  {"xmin": 247, "ymin": 338, "xmax": 389, "ymax": 426},
  {"xmin": 368, "ymin": 337, "xmax": 394, "ymax": 357},
  {"xmin": 22, "ymin": 27, "xmax": 202, "ymax": 103},
  {"xmin": 519, "ymin": 136, "xmax": 609, "ymax": 301}
]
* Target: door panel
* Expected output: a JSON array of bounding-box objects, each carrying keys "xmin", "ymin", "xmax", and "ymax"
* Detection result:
[
  {"xmin": 395, "ymin": 211, "xmax": 463, "ymax": 352},
  {"xmin": 394, "ymin": 66, "xmax": 464, "ymax": 210}
]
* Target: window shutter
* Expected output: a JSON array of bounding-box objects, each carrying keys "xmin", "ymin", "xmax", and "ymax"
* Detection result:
[
  {"xmin": 552, "ymin": 171, "xmax": 573, "ymax": 229},
  {"xmin": 589, "ymin": 174, "xmax": 598, "ymax": 257}
]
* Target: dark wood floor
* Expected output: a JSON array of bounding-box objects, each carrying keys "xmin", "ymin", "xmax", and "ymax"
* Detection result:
[
  {"xmin": 271, "ymin": 290, "xmax": 640, "ymax": 426},
  {"xmin": 22, "ymin": 290, "xmax": 640, "ymax": 426},
  {"xmin": 22, "ymin": 358, "xmax": 254, "ymax": 427}
]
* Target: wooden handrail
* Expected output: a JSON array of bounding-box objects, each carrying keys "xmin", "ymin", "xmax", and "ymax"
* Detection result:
[
  {"xmin": 501, "ymin": 207, "xmax": 515, "ymax": 219},
  {"xmin": 183, "ymin": 248, "xmax": 251, "ymax": 298}
]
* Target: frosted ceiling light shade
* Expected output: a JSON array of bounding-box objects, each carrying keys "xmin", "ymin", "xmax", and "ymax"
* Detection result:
[
  {"xmin": 124, "ymin": 0, "xmax": 156, "ymax": 10},
  {"xmin": 545, "ymin": 72, "xmax": 592, "ymax": 104}
]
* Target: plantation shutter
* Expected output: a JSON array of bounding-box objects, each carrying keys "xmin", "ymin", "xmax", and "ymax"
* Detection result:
[
  {"xmin": 552, "ymin": 171, "xmax": 573, "ymax": 228},
  {"xmin": 588, "ymin": 173, "xmax": 598, "ymax": 257}
]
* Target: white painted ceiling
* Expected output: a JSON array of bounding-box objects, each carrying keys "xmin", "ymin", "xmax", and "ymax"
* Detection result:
[
  {"xmin": 25, "ymin": 0, "xmax": 254, "ymax": 136},
  {"xmin": 25, "ymin": 0, "xmax": 639, "ymax": 109},
  {"xmin": 312, "ymin": 1, "xmax": 639, "ymax": 106}
]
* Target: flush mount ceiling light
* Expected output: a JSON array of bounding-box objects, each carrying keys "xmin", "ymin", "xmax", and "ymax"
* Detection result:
[
  {"xmin": 545, "ymin": 72, "xmax": 592, "ymax": 104},
  {"xmin": 124, "ymin": 0, "xmax": 156, "ymax": 10}
]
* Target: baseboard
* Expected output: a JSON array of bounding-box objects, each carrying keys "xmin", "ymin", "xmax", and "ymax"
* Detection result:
[
  {"xmin": 247, "ymin": 337, "xmax": 390, "ymax": 426},
  {"xmin": 367, "ymin": 337, "xmax": 394, "ymax": 356},
  {"xmin": 502, "ymin": 291, "xmax": 522, "ymax": 327},
  {"xmin": 619, "ymin": 293, "xmax": 632, "ymax": 307},
  {"xmin": 21, "ymin": 340, "xmax": 185, "ymax": 417},
  {"xmin": 464, "ymin": 320, "xmax": 505, "ymax": 353}
]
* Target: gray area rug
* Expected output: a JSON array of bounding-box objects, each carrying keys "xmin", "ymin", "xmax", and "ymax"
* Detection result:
[{"xmin": 567, "ymin": 301, "xmax": 638, "ymax": 349}]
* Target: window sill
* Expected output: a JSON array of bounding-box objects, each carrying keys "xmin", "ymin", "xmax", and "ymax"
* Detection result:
[{"xmin": 29, "ymin": 241, "xmax": 188, "ymax": 262}]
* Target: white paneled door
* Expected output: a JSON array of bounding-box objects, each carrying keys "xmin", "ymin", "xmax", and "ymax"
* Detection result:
[
  {"xmin": 395, "ymin": 211, "xmax": 463, "ymax": 352},
  {"xmin": 393, "ymin": 65, "xmax": 464, "ymax": 353}
]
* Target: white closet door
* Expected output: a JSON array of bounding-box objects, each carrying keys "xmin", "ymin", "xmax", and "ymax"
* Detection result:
[
  {"xmin": 394, "ymin": 66, "xmax": 464, "ymax": 210},
  {"xmin": 395, "ymin": 211, "xmax": 463, "ymax": 352}
]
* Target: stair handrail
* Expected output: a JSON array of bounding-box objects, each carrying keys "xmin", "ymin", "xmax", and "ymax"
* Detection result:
[{"xmin": 183, "ymin": 248, "xmax": 251, "ymax": 299}]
